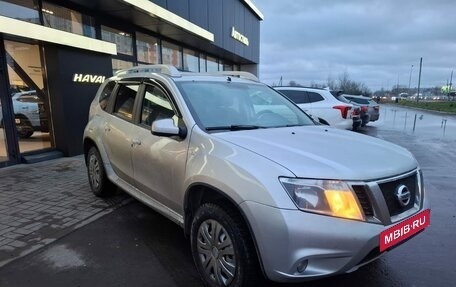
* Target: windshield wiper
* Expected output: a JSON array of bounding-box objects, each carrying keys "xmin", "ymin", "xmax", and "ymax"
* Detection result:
[{"xmin": 205, "ymin": 125, "xmax": 263, "ymax": 131}]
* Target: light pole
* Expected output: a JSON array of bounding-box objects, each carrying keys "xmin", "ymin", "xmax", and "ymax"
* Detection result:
[
  {"xmin": 408, "ymin": 64, "xmax": 414, "ymax": 94},
  {"xmin": 416, "ymin": 58, "xmax": 422, "ymax": 103}
]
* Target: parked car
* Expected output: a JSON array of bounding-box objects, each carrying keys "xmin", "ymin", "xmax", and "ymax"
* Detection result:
[
  {"xmin": 343, "ymin": 94, "xmax": 380, "ymax": 123},
  {"xmin": 274, "ymin": 86, "xmax": 362, "ymax": 130},
  {"xmin": 334, "ymin": 93, "xmax": 370, "ymax": 126},
  {"xmin": 84, "ymin": 65, "xmax": 430, "ymax": 286},
  {"xmin": 0, "ymin": 90, "xmax": 48, "ymax": 138}
]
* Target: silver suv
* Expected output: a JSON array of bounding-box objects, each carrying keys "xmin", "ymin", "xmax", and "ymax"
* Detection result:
[{"xmin": 83, "ymin": 65, "xmax": 430, "ymax": 286}]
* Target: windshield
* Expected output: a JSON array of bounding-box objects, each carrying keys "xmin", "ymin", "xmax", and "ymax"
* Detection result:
[{"xmin": 176, "ymin": 81, "xmax": 315, "ymax": 131}]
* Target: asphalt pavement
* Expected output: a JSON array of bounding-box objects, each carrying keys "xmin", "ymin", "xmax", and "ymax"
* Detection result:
[{"xmin": 0, "ymin": 104, "xmax": 455, "ymax": 287}]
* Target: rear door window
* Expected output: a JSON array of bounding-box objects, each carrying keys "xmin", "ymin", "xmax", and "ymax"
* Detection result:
[
  {"xmin": 112, "ymin": 83, "xmax": 140, "ymax": 121},
  {"xmin": 99, "ymin": 81, "xmax": 116, "ymax": 111},
  {"xmin": 279, "ymin": 90, "xmax": 310, "ymax": 104}
]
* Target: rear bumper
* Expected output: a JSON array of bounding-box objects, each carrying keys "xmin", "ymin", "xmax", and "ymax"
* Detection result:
[
  {"xmin": 333, "ymin": 119, "xmax": 355, "ymax": 130},
  {"xmin": 370, "ymin": 113, "xmax": 380, "ymax": 121}
]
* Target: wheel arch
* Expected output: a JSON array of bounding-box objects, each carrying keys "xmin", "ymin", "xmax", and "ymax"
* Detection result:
[
  {"xmin": 83, "ymin": 137, "xmax": 97, "ymax": 164},
  {"xmin": 183, "ymin": 182, "xmax": 266, "ymax": 276}
]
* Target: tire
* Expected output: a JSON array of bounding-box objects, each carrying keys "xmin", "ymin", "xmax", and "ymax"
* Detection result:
[
  {"xmin": 190, "ymin": 203, "xmax": 260, "ymax": 287},
  {"xmin": 86, "ymin": 146, "xmax": 115, "ymax": 197},
  {"xmin": 15, "ymin": 116, "xmax": 34, "ymax": 138}
]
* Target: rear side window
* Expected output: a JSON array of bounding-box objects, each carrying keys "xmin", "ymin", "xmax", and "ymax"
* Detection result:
[
  {"xmin": 113, "ymin": 83, "xmax": 140, "ymax": 121},
  {"xmin": 279, "ymin": 90, "xmax": 309, "ymax": 104},
  {"xmin": 99, "ymin": 81, "xmax": 116, "ymax": 111},
  {"xmin": 307, "ymin": 92, "xmax": 324, "ymax": 103}
]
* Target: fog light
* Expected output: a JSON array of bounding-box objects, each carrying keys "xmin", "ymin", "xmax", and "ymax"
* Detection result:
[{"xmin": 296, "ymin": 260, "xmax": 308, "ymax": 273}]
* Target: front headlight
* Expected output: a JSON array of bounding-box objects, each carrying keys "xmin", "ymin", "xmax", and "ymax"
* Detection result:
[{"xmin": 280, "ymin": 178, "xmax": 365, "ymax": 221}]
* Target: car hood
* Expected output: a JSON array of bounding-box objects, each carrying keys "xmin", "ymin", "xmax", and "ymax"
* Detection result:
[{"xmin": 213, "ymin": 126, "xmax": 417, "ymax": 180}]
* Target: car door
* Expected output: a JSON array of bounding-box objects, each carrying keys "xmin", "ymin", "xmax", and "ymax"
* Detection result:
[
  {"xmin": 101, "ymin": 81, "xmax": 141, "ymax": 185},
  {"xmin": 304, "ymin": 91, "xmax": 327, "ymax": 122},
  {"xmin": 279, "ymin": 89, "xmax": 312, "ymax": 114},
  {"xmin": 130, "ymin": 81, "xmax": 188, "ymax": 214}
]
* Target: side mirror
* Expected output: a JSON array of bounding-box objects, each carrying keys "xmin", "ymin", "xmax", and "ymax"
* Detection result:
[{"xmin": 151, "ymin": 118, "xmax": 186, "ymax": 138}]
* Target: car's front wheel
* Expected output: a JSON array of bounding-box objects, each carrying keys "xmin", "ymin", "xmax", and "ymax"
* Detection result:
[
  {"xmin": 87, "ymin": 146, "xmax": 114, "ymax": 197},
  {"xmin": 190, "ymin": 203, "xmax": 260, "ymax": 287}
]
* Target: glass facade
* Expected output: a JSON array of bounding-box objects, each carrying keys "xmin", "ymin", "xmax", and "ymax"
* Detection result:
[
  {"xmin": 0, "ymin": 0, "xmax": 39, "ymax": 24},
  {"xmin": 206, "ymin": 56, "xmax": 218, "ymax": 72},
  {"xmin": 4, "ymin": 40, "xmax": 53, "ymax": 154},
  {"xmin": 112, "ymin": 59, "xmax": 134, "ymax": 74},
  {"xmin": 136, "ymin": 32, "xmax": 160, "ymax": 64},
  {"xmin": 162, "ymin": 40, "xmax": 182, "ymax": 69},
  {"xmin": 183, "ymin": 48, "xmax": 199, "ymax": 72},
  {"xmin": 101, "ymin": 26, "xmax": 134, "ymax": 56},
  {"xmin": 199, "ymin": 53, "xmax": 206, "ymax": 72},
  {"xmin": 42, "ymin": 1, "xmax": 95, "ymax": 38}
]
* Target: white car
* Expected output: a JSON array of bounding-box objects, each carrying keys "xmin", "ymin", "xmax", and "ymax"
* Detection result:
[
  {"xmin": 274, "ymin": 87, "xmax": 361, "ymax": 130},
  {"xmin": 0, "ymin": 91, "xmax": 47, "ymax": 138}
]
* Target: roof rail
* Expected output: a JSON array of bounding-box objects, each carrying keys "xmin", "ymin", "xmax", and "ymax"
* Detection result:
[
  {"xmin": 115, "ymin": 64, "xmax": 182, "ymax": 77},
  {"xmin": 204, "ymin": 71, "xmax": 259, "ymax": 82}
]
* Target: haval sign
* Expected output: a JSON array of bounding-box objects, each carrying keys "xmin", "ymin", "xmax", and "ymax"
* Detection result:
[{"xmin": 73, "ymin": 73, "xmax": 106, "ymax": 84}]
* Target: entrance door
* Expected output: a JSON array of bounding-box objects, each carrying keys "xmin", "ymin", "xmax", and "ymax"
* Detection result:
[{"xmin": 4, "ymin": 40, "xmax": 54, "ymax": 155}]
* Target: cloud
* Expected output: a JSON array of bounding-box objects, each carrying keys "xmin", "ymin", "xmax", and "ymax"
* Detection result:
[{"xmin": 257, "ymin": 0, "xmax": 456, "ymax": 91}]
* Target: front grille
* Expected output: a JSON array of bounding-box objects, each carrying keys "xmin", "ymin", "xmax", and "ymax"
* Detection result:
[
  {"xmin": 352, "ymin": 185, "xmax": 374, "ymax": 217},
  {"xmin": 378, "ymin": 173, "xmax": 417, "ymax": 216}
]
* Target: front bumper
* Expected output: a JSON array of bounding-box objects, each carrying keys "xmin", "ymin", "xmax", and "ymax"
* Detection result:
[{"xmin": 240, "ymin": 198, "xmax": 430, "ymax": 282}]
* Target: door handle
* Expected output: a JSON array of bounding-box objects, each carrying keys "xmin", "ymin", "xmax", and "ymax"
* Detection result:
[{"xmin": 131, "ymin": 139, "xmax": 142, "ymax": 147}]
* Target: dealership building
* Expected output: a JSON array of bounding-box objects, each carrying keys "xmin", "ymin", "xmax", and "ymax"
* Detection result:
[{"xmin": 0, "ymin": 0, "xmax": 263, "ymax": 167}]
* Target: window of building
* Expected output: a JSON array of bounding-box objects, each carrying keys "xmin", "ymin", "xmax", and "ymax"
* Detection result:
[
  {"xmin": 112, "ymin": 59, "xmax": 134, "ymax": 74},
  {"xmin": 206, "ymin": 56, "xmax": 218, "ymax": 72},
  {"xmin": 183, "ymin": 48, "xmax": 199, "ymax": 72},
  {"xmin": 162, "ymin": 40, "xmax": 182, "ymax": 69},
  {"xmin": 136, "ymin": 32, "xmax": 160, "ymax": 64},
  {"xmin": 101, "ymin": 26, "xmax": 134, "ymax": 56},
  {"xmin": 4, "ymin": 40, "xmax": 53, "ymax": 154},
  {"xmin": 0, "ymin": 0, "xmax": 40, "ymax": 24},
  {"xmin": 41, "ymin": 2, "xmax": 95, "ymax": 37},
  {"xmin": 199, "ymin": 53, "xmax": 206, "ymax": 72},
  {"xmin": 223, "ymin": 61, "xmax": 233, "ymax": 71}
]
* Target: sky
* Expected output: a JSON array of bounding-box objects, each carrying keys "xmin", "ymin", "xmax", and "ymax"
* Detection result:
[{"xmin": 255, "ymin": 0, "xmax": 456, "ymax": 92}]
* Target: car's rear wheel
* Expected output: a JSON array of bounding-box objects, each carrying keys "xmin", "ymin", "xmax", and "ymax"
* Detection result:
[
  {"xmin": 87, "ymin": 146, "xmax": 114, "ymax": 197},
  {"xmin": 15, "ymin": 116, "xmax": 34, "ymax": 138},
  {"xmin": 191, "ymin": 203, "xmax": 259, "ymax": 287}
]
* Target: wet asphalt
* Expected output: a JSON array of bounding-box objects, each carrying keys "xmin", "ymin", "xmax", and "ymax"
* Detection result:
[{"xmin": 0, "ymin": 104, "xmax": 455, "ymax": 287}]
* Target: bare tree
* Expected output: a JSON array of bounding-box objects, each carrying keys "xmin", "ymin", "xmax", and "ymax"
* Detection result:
[{"xmin": 337, "ymin": 72, "xmax": 371, "ymax": 96}]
